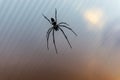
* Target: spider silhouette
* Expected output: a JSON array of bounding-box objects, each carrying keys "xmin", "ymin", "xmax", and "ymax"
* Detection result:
[{"xmin": 42, "ymin": 9, "xmax": 77, "ymax": 53}]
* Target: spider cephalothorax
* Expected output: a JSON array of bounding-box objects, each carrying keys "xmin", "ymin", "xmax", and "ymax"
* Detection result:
[
  {"xmin": 42, "ymin": 9, "xmax": 77, "ymax": 53},
  {"xmin": 51, "ymin": 18, "xmax": 58, "ymax": 31},
  {"xmin": 51, "ymin": 18, "xmax": 55, "ymax": 22}
]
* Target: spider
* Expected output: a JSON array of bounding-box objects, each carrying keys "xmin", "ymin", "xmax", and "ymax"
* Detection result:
[{"xmin": 42, "ymin": 9, "xmax": 77, "ymax": 53}]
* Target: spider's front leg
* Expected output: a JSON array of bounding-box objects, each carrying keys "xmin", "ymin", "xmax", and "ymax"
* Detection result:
[
  {"xmin": 58, "ymin": 22, "xmax": 69, "ymax": 26},
  {"xmin": 58, "ymin": 25, "xmax": 77, "ymax": 36},
  {"xmin": 42, "ymin": 14, "xmax": 51, "ymax": 24},
  {"xmin": 55, "ymin": 8, "xmax": 57, "ymax": 23}
]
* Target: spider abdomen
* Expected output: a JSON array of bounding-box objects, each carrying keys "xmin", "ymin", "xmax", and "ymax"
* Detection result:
[
  {"xmin": 52, "ymin": 22, "xmax": 56, "ymax": 25},
  {"xmin": 54, "ymin": 25, "xmax": 59, "ymax": 31}
]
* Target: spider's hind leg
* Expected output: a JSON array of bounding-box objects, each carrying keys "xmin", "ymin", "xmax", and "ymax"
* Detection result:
[
  {"xmin": 59, "ymin": 27, "xmax": 72, "ymax": 48},
  {"xmin": 52, "ymin": 30, "xmax": 58, "ymax": 53},
  {"xmin": 46, "ymin": 28, "xmax": 52, "ymax": 50}
]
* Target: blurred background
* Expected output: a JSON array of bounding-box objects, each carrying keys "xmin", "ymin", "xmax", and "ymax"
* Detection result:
[{"xmin": 0, "ymin": 0, "xmax": 120, "ymax": 80}]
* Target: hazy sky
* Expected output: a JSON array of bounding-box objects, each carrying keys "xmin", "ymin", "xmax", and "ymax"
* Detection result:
[{"xmin": 0, "ymin": 0, "xmax": 120, "ymax": 79}]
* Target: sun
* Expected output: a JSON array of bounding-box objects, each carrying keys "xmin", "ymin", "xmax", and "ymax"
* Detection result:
[{"xmin": 84, "ymin": 8, "xmax": 104, "ymax": 30}]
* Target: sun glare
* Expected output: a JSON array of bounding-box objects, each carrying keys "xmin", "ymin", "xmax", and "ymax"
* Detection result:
[{"xmin": 84, "ymin": 8, "xmax": 104, "ymax": 31}]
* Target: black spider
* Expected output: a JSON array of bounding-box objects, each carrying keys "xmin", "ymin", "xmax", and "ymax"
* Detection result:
[{"xmin": 42, "ymin": 9, "xmax": 77, "ymax": 53}]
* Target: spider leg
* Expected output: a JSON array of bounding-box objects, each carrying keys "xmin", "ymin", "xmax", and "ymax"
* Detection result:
[
  {"xmin": 46, "ymin": 28, "xmax": 52, "ymax": 38},
  {"xmin": 46, "ymin": 28, "xmax": 53, "ymax": 50},
  {"xmin": 59, "ymin": 27, "xmax": 72, "ymax": 48},
  {"xmin": 55, "ymin": 8, "xmax": 57, "ymax": 23},
  {"xmin": 59, "ymin": 25, "xmax": 77, "ymax": 36},
  {"xmin": 58, "ymin": 22, "xmax": 69, "ymax": 26},
  {"xmin": 42, "ymin": 14, "xmax": 51, "ymax": 24},
  {"xmin": 52, "ymin": 29, "xmax": 58, "ymax": 53}
]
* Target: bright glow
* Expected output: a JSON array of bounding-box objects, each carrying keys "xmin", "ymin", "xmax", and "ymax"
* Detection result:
[
  {"xmin": 85, "ymin": 10, "xmax": 102, "ymax": 25},
  {"xmin": 84, "ymin": 8, "xmax": 104, "ymax": 31}
]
